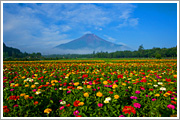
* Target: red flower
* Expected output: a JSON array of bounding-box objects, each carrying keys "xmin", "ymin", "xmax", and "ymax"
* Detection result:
[
  {"xmin": 3, "ymin": 106, "xmax": 10, "ymax": 113},
  {"xmin": 167, "ymin": 91, "xmax": 173, "ymax": 94},
  {"xmin": 29, "ymin": 96, "xmax": 33, "ymax": 99},
  {"xmin": 82, "ymin": 74, "xmax": 88, "ymax": 78},
  {"xmin": 122, "ymin": 106, "xmax": 136, "ymax": 114},
  {"xmin": 73, "ymin": 100, "xmax": 80, "ymax": 107},
  {"xmin": 109, "ymin": 91, "xmax": 113, "ymax": 94},
  {"xmin": 117, "ymin": 75, "xmax": 123, "ymax": 79},
  {"xmin": 171, "ymin": 101, "xmax": 176, "ymax": 104},
  {"xmin": 9, "ymin": 95, "xmax": 19, "ymax": 101},
  {"xmin": 66, "ymin": 104, "xmax": 70, "ymax": 107},
  {"xmin": 166, "ymin": 78, "xmax": 171, "ymax": 82},
  {"xmin": 149, "ymin": 89, "xmax": 154, "ymax": 91},
  {"xmin": 140, "ymin": 78, "xmax": 147, "ymax": 83},
  {"xmin": 76, "ymin": 115, "xmax": 82, "ymax": 117}
]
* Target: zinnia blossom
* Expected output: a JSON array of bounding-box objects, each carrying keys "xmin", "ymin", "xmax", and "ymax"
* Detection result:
[
  {"xmin": 135, "ymin": 90, "xmax": 141, "ymax": 94},
  {"xmin": 119, "ymin": 115, "xmax": 125, "ymax": 117},
  {"xmin": 59, "ymin": 106, "xmax": 64, "ymax": 110},
  {"xmin": 98, "ymin": 103, "xmax": 103, "ymax": 107},
  {"xmin": 167, "ymin": 104, "xmax": 175, "ymax": 109},
  {"xmin": 130, "ymin": 96, "xmax": 137, "ymax": 99},
  {"xmin": 133, "ymin": 103, "xmax": 141, "ymax": 108},
  {"xmin": 73, "ymin": 110, "xmax": 79, "ymax": 116},
  {"xmin": 122, "ymin": 106, "xmax": 136, "ymax": 114},
  {"xmin": 73, "ymin": 100, "xmax": 80, "ymax": 107}
]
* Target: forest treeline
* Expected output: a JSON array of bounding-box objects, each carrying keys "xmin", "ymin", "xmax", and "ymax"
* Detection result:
[{"xmin": 3, "ymin": 43, "xmax": 177, "ymax": 61}]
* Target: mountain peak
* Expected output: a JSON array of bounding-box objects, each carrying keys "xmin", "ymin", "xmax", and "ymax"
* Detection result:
[{"xmin": 55, "ymin": 34, "xmax": 132, "ymax": 54}]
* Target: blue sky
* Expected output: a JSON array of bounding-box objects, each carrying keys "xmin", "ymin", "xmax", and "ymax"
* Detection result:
[{"xmin": 3, "ymin": 3, "xmax": 177, "ymax": 54}]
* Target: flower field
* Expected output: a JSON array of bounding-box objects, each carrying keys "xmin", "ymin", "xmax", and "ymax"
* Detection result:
[{"xmin": 3, "ymin": 59, "xmax": 177, "ymax": 117}]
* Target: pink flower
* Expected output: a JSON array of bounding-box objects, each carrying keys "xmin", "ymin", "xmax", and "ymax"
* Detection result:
[
  {"xmin": 59, "ymin": 106, "xmax": 64, "ymax": 110},
  {"xmin": 59, "ymin": 100, "xmax": 63, "ymax": 102},
  {"xmin": 171, "ymin": 97, "xmax": 174, "ymax": 99},
  {"xmin": 73, "ymin": 110, "xmax": 79, "ymax": 116},
  {"xmin": 97, "ymin": 87, "xmax": 100, "ymax": 89},
  {"xmin": 55, "ymin": 88, "xmax": 57, "ymax": 90},
  {"xmin": 146, "ymin": 95, "xmax": 151, "ymax": 97},
  {"xmin": 167, "ymin": 104, "xmax": 175, "ymax": 109},
  {"xmin": 135, "ymin": 90, "xmax": 141, "ymax": 94},
  {"xmin": 41, "ymin": 80, "xmax": 43, "ymax": 82},
  {"xmin": 130, "ymin": 96, "xmax": 137, "ymax": 99},
  {"xmin": 10, "ymin": 89, "xmax": 14, "ymax": 91},
  {"xmin": 98, "ymin": 103, "xmax": 103, "ymax": 107},
  {"xmin": 13, "ymin": 104, "xmax": 18, "ymax": 107},
  {"xmin": 92, "ymin": 89, "xmax": 96, "ymax": 91},
  {"xmin": 133, "ymin": 103, "xmax": 141, "ymax": 108},
  {"xmin": 152, "ymin": 98, "xmax": 157, "ymax": 101},
  {"xmin": 119, "ymin": 115, "xmax": 125, "ymax": 117},
  {"xmin": 67, "ymin": 91, "xmax": 71, "ymax": 93},
  {"xmin": 32, "ymin": 89, "xmax": 37, "ymax": 92}
]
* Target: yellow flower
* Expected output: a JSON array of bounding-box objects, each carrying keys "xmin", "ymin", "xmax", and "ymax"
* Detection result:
[
  {"xmin": 25, "ymin": 84, "xmax": 29, "ymax": 87},
  {"xmin": 84, "ymin": 92, "xmax": 89, "ymax": 97},
  {"xmin": 122, "ymin": 83, "xmax": 126, "ymax": 86},
  {"xmin": 24, "ymin": 95, "xmax": 29, "ymax": 100},
  {"xmin": 173, "ymin": 75, "xmax": 177, "ymax": 78},
  {"xmin": 78, "ymin": 102, "xmax": 84, "ymax": 106},
  {"xmin": 46, "ymin": 82, "xmax": 50, "ymax": 85},
  {"xmin": 103, "ymin": 81, "xmax": 108, "ymax": 85},
  {"xmin": 155, "ymin": 94, "xmax": 160, "ymax": 97},
  {"xmin": 163, "ymin": 93, "xmax": 170, "ymax": 97},
  {"xmin": 114, "ymin": 95, "xmax": 119, "ymax": 99},
  {"xmin": 87, "ymin": 85, "xmax": 91, "ymax": 88},
  {"xmin": 34, "ymin": 74, "xmax": 38, "ymax": 77},
  {"xmin": 147, "ymin": 83, "xmax": 152, "ymax": 85},
  {"xmin": 15, "ymin": 84, "xmax": 19, "ymax": 87},
  {"xmin": 52, "ymin": 83, "xmax": 55, "ymax": 86},
  {"xmin": 22, "ymin": 76, "xmax": 26, "ymax": 79},
  {"xmin": 31, "ymin": 84, "xmax": 36, "ymax": 88},
  {"xmin": 112, "ymin": 84, "xmax": 118, "ymax": 89},
  {"xmin": 77, "ymin": 86, "xmax": 83, "ymax": 89},
  {"xmin": 44, "ymin": 108, "xmax": 52, "ymax": 114},
  {"xmin": 63, "ymin": 88, "xmax": 67, "ymax": 90},
  {"xmin": 96, "ymin": 91, "xmax": 103, "ymax": 97},
  {"xmin": 128, "ymin": 86, "xmax": 132, "ymax": 89},
  {"xmin": 20, "ymin": 93, "xmax": 26, "ymax": 97},
  {"xmin": 74, "ymin": 82, "xmax": 79, "ymax": 86}
]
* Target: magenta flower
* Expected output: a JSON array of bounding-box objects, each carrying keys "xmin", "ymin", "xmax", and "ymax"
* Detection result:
[
  {"xmin": 13, "ymin": 104, "xmax": 18, "ymax": 107},
  {"xmin": 32, "ymin": 89, "xmax": 37, "ymax": 92},
  {"xmin": 133, "ymin": 103, "xmax": 141, "ymax": 108},
  {"xmin": 152, "ymin": 98, "xmax": 157, "ymax": 101},
  {"xmin": 59, "ymin": 100, "xmax": 63, "ymax": 102},
  {"xmin": 59, "ymin": 106, "xmax": 64, "ymax": 110},
  {"xmin": 55, "ymin": 88, "xmax": 57, "ymax": 90},
  {"xmin": 73, "ymin": 110, "xmax": 79, "ymax": 116},
  {"xmin": 119, "ymin": 115, "xmax": 125, "ymax": 117},
  {"xmin": 167, "ymin": 104, "xmax": 175, "ymax": 109},
  {"xmin": 135, "ymin": 90, "xmax": 141, "ymax": 94},
  {"xmin": 104, "ymin": 85, "xmax": 108, "ymax": 87},
  {"xmin": 41, "ymin": 80, "xmax": 43, "ymax": 82},
  {"xmin": 108, "ymin": 85, "xmax": 112, "ymax": 87},
  {"xmin": 130, "ymin": 96, "xmax": 137, "ymax": 99},
  {"xmin": 67, "ymin": 91, "xmax": 71, "ymax": 93},
  {"xmin": 97, "ymin": 87, "xmax": 100, "ymax": 89},
  {"xmin": 10, "ymin": 89, "xmax": 14, "ymax": 91},
  {"xmin": 98, "ymin": 103, "xmax": 103, "ymax": 107},
  {"xmin": 92, "ymin": 89, "xmax": 96, "ymax": 91},
  {"xmin": 171, "ymin": 97, "xmax": 174, "ymax": 99},
  {"xmin": 146, "ymin": 95, "xmax": 151, "ymax": 97}
]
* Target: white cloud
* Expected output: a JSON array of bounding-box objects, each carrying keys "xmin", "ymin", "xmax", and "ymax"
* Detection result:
[
  {"xmin": 3, "ymin": 3, "xmax": 138, "ymax": 54},
  {"xmin": 103, "ymin": 35, "xmax": 116, "ymax": 42}
]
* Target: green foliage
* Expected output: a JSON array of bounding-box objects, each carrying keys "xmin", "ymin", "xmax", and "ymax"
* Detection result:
[{"xmin": 155, "ymin": 53, "xmax": 162, "ymax": 59}]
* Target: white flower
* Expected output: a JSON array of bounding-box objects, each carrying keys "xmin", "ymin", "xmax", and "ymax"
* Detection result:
[
  {"xmin": 160, "ymin": 87, "xmax": 166, "ymax": 91},
  {"xmin": 153, "ymin": 85, "xmax": 158, "ymax": 87},
  {"xmin": 60, "ymin": 101, "xmax": 66, "ymax": 105},
  {"xmin": 34, "ymin": 82, "xmax": 39, "ymax": 85},
  {"xmin": 35, "ymin": 91, "xmax": 41, "ymax": 95},
  {"xmin": 105, "ymin": 97, "xmax": 111, "ymax": 101},
  {"xmin": 158, "ymin": 82, "xmax": 163, "ymax": 85},
  {"xmin": 104, "ymin": 100, "xmax": 109, "ymax": 103},
  {"xmin": 59, "ymin": 87, "xmax": 62, "ymax": 90}
]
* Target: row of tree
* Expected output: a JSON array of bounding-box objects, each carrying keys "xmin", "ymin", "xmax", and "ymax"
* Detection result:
[
  {"xmin": 3, "ymin": 43, "xmax": 177, "ymax": 60},
  {"xmin": 45, "ymin": 45, "xmax": 177, "ymax": 59}
]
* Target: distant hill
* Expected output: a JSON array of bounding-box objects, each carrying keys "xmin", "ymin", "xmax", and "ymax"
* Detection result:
[
  {"xmin": 55, "ymin": 34, "xmax": 132, "ymax": 54},
  {"xmin": 3, "ymin": 43, "xmax": 23, "ymax": 57}
]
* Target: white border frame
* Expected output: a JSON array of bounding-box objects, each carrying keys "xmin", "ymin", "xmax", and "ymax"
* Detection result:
[{"xmin": 1, "ymin": 1, "xmax": 179, "ymax": 119}]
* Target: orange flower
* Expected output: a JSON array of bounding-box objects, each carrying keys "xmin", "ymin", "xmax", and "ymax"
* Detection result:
[{"xmin": 34, "ymin": 101, "xmax": 39, "ymax": 105}]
